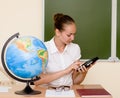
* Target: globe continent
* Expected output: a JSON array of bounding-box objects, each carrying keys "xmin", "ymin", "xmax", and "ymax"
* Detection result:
[{"xmin": 5, "ymin": 36, "xmax": 48, "ymax": 80}]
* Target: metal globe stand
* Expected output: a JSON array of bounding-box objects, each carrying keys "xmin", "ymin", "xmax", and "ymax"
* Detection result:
[{"xmin": 15, "ymin": 81, "xmax": 41, "ymax": 95}]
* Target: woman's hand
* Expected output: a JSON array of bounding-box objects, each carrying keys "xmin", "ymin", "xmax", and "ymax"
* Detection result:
[
  {"xmin": 77, "ymin": 62, "xmax": 95, "ymax": 73},
  {"xmin": 77, "ymin": 64, "xmax": 88, "ymax": 73},
  {"xmin": 64, "ymin": 60, "xmax": 81, "ymax": 74}
]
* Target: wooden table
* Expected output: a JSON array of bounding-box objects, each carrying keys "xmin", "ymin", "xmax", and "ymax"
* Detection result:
[{"xmin": 0, "ymin": 84, "xmax": 112, "ymax": 98}]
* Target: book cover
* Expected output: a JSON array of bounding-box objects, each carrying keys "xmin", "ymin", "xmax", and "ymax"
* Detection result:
[{"xmin": 76, "ymin": 88, "xmax": 111, "ymax": 98}]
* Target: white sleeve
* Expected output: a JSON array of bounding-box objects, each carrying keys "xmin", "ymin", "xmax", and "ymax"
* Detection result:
[{"xmin": 74, "ymin": 44, "xmax": 81, "ymax": 60}]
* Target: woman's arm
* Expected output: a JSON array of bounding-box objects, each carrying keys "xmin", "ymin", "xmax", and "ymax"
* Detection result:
[
  {"xmin": 72, "ymin": 70, "xmax": 87, "ymax": 85},
  {"xmin": 34, "ymin": 61, "xmax": 80, "ymax": 86},
  {"xmin": 72, "ymin": 63, "xmax": 88, "ymax": 85},
  {"xmin": 34, "ymin": 70, "xmax": 67, "ymax": 86},
  {"xmin": 72, "ymin": 62, "xmax": 95, "ymax": 85}
]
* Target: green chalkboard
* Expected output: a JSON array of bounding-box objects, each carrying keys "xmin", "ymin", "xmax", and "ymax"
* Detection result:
[
  {"xmin": 117, "ymin": 0, "xmax": 120, "ymax": 59},
  {"xmin": 45, "ymin": 0, "xmax": 111, "ymax": 59}
]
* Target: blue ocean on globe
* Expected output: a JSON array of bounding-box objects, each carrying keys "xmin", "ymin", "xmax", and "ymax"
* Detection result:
[{"xmin": 5, "ymin": 36, "xmax": 48, "ymax": 80}]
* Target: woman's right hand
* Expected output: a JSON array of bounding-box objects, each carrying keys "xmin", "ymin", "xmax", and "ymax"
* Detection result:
[{"xmin": 65, "ymin": 60, "xmax": 81, "ymax": 74}]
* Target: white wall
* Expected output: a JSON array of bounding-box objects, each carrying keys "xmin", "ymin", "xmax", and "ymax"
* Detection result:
[
  {"xmin": 0, "ymin": 0, "xmax": 120, "ymax": 98},
  {"xmin": 0, "ymin": 0, "xmax": 43, "ymax": 42},
  {"xmin": 82, "ymin": 62, "xmax": 120, "ymax": 98}
]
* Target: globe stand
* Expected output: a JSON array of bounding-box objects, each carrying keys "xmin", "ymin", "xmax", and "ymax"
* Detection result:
[{"xmin": 15, "ymin": 81, "xmax": 41, "ymax": 95}]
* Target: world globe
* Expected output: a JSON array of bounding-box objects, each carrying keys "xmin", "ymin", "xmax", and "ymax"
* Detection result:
[{"xmin": 1, "ymin": 33, "xmax": 48, "ymax": 95}]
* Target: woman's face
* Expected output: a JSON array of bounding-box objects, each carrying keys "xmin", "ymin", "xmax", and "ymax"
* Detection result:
[{"xmin": 59, "ymin": 23, "xmax": 76, "ymax": 45}]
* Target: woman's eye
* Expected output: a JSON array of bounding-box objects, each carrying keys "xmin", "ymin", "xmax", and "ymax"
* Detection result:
[{"xmin": 67, "ymin": 34, "xmax": 71, "ymax": 37}]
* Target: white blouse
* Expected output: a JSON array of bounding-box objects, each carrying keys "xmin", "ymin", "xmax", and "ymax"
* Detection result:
[{"xmin": 44, "ymin": 38, "xmax": 81, "ymax": 86}]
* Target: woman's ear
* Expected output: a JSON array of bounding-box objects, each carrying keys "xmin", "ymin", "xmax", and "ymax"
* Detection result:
[{"xmin": 55, "ymin": 29, "xmax": 61, "ymax": 37}]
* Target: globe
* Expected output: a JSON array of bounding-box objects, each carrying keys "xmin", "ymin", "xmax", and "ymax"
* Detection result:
[{"xmin": 1, "ymin": 33, "xmax": 48, "ymax": 95}]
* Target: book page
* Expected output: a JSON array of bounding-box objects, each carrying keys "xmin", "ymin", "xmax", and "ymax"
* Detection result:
[
  {"xmin": 45, "ymin": 89, "xmax": 75, "ymax": 97},
  {"xmin": 0, "ymin": 86, "xmax": 11, "ymax": 92}
]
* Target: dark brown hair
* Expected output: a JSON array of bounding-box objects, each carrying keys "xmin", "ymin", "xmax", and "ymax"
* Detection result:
[{"xmin": 53, "ymin": 13, "xmax": 75, "ymax": 31}]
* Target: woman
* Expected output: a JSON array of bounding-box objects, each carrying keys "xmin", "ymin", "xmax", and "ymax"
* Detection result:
[{"xmin": 34, "ymin": 13, "xmax": 89, "ymax": 86}]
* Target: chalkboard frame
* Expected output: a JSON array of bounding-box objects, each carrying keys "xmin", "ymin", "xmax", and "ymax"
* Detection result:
[{"xmin": 117, "ymin": 0, "xmax": 120, "ymax": 60}]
